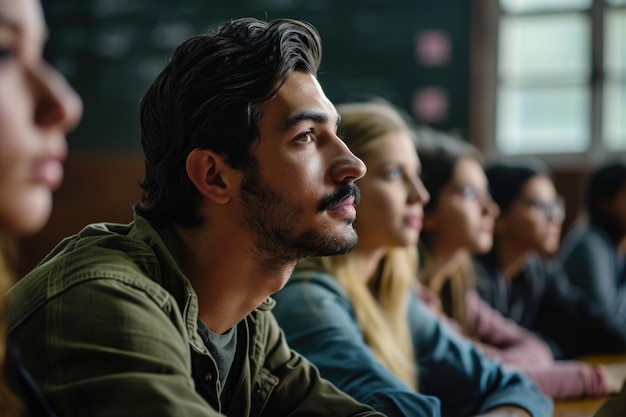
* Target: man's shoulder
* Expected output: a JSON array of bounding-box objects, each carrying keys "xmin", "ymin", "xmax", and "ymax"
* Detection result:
[
  {"xmin": 6, "ymin": 220, "xmax": 175, "ymax": 333},
  {"xmin": 21, "ymin": 220, "xmax": 160, "ymax": 283}
]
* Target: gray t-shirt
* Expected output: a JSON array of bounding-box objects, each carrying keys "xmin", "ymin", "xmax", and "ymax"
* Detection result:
[{"xmin": 197, "ymin": 319, "xmax": 237, "ymax": 392}]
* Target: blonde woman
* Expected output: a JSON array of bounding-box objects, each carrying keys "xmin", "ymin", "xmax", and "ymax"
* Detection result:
[
  {"xmin": 0, "ymin": 0, "xmax": 82, "ymax": 415},
  {"xmin": 272, "ymin": 100, "xmax": 552, "ymax": 417}
]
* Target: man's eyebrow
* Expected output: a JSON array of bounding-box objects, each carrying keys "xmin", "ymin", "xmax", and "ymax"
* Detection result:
[{"xmin": 282, "ymin": 110, "xmax": 340, "ymax": 131}]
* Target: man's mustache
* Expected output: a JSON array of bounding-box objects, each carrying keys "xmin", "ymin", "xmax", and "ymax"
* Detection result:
[{"xmin": 319, "ymin": 184, "xmax": 361, "ymax": 212}]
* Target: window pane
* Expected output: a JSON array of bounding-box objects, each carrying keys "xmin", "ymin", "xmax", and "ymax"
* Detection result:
[
  {"xmin": 604, "ymin": 82, "xmax": 626, "ymax": 149},
  {"xmin": 499, "ymin": 14, "xmax": 590, "ymax": 82},
  {"xmin": 496, "ymin": 86, "xmax": 590, "ymax": 153},
  {"xmin": 500, "ymin": 0, "xmax": 591, "ymax": 13},
  {"xmin": 606, "ymin": 9, "xmax": 626, "ymax": 78}
]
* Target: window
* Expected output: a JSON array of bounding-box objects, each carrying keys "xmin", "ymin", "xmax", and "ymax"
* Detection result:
[
  {"xmin": 471, "ymin": 0, "xmax": 625, "ymax": 163},
  {"xmin": 605, "ymin": 3, "xmax": 626, "ymax": 149}
]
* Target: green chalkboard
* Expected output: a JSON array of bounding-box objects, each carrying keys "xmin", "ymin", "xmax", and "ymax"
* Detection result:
[{"xmin": 43, "ymin": 0, "xmax": 470, "ymax": 150}]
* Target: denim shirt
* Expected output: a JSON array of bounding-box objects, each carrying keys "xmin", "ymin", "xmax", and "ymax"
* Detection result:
[
  {"xmin": 272, "ymin": 271, "xmax": 553, "ymax": 417},
  {"xmin": 6, "ymin": 215, "xmax": 385, "ymax": 417}
]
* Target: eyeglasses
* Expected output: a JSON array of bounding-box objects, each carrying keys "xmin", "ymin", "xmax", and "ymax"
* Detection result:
[
  {"xmin": 520, "ymin": 196, "xmax": 565, "ymax": 222},
  {"xmin": 452, "ymin": 184, "xmax": 494, "ymax": 206}
]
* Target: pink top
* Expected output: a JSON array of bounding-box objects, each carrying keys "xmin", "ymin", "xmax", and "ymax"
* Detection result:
[{"xmin": 417, "ymin": 284, "xmax": 607, "ymax": 399}]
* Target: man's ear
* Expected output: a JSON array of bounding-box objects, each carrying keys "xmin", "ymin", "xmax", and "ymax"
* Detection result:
[{"xmin": 186, "ymin": 149, "xmax": 233, "ymax": 204}]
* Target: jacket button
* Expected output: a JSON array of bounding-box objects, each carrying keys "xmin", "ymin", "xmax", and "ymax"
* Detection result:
[{"xmin": 204, "ymin": 373, "xmax": 212, "ymax": 382}]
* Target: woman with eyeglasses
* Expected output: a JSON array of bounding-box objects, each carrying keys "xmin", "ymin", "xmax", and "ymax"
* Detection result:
[
  {"xmin": 474, "ymin": 160, "xmax": 626, "ymax": 361},
  {"xmin": 559, "ymin": 160, "xmax": 626, "ymax": 327},
  {"xmin": 416, "ymin": 133, "xmax": 626, "ymax": 399}
]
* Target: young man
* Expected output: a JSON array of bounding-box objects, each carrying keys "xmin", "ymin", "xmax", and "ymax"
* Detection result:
[{"xmin": 6, "ymin": 18, "xmax": 389, "ymax": 417}]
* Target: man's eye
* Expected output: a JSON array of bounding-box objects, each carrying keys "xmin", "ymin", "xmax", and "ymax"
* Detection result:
[{"xmin": 296, "ymin": 132, "xmax": 314, "ymax": 143}]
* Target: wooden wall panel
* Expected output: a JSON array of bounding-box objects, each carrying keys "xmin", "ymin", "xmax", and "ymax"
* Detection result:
[{"xmin": 17, "ymin": 152, "xmax": 144, "ymax": 276}]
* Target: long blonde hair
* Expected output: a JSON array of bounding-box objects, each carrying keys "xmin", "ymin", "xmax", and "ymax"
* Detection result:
[
  {"xmin": 298, "ymin": 249, "xmax": 418, "ymax": 390},
  {"xmin": 299, "ymin": 100, "xmax": 419, "ymax": 390}
]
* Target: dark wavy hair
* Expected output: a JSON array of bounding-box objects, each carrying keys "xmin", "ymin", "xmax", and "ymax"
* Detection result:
[{"xmin": 135, "ymin": 18, "xmax": 322, "ymax": 228}]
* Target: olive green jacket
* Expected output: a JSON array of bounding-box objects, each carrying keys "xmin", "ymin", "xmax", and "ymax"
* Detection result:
[{"xmin": 7, "ymin": 215, "xmax": 385, "ymax": 417}]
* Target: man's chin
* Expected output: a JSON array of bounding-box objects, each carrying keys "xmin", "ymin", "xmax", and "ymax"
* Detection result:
[
  {"xmin": 314, "ymin": 231, "xmax": 359, "ymax": 257},
  {"xmin": 328, "ymin": 241, "xmax": 358, "ymax": 256}
]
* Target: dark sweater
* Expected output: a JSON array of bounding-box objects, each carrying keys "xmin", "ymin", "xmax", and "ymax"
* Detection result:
[
  {"xmin": 559, "ymin": 224, "xmax": 626, "ymax": 324},
  {"xmin": 473, "ymin": 252, "xmax": 626, "ymax": 359}
]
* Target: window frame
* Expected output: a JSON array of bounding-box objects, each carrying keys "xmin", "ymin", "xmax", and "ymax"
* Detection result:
[{"xmin": 470, "ymin": 0, "xmax": 625, "ymax": 168}]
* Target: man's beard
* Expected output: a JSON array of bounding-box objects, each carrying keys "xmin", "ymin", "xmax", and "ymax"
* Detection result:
[{"xmin": 239, "ymin": 164, "xmax": 360, "ymax": 271}]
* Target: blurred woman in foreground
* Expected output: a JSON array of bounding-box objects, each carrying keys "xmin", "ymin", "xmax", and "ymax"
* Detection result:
[{"xmin": 0, "ymin": 0, "xmax": 82, "ymax": 415}]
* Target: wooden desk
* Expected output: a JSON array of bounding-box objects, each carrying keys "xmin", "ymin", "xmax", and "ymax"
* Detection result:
[
  {"xmin": 553, "ymin": 397, "xmax": 606, "ymax": 417},
  {"xmin": 553, "ymin": 354, "xmax": 626, "ymax": 417}
]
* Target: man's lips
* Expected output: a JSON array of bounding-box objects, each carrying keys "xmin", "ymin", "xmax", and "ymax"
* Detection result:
[
  {"xmin": 319, "ymin": 184, "xmax": 361, "ymax": 212},
  {"xmin": 327, "ymin": 196, "xmax": 356, "ymax": 218},
  {"xmin": 328, "ymin": 196, "xmax": 355, "ymax": 211}
]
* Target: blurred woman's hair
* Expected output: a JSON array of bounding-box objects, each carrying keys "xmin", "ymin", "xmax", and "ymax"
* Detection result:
[{"xmin": 298, "ymin": 99, "xmax": 418, "ymax": 390}]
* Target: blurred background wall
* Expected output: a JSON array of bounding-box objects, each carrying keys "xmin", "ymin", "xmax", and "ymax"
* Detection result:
[
  {"xmin": 44, "ymin": 0, "xmax": 472, "ymax": 149},
  {"xmin": 18, "ymin": 0, "xmax": 625, "ymax": 274}
]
